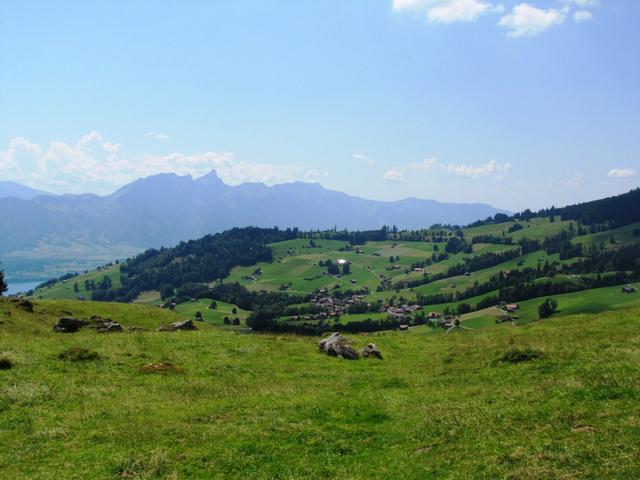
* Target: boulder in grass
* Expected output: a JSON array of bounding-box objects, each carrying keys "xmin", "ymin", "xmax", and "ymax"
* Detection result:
[
  {"xmin": 97, "ymin": 321, "xmax": 124, "ymax": 333},
  {"xmin": 53, "ymin": 317, "xmax": 86, "ymax": 333},
  {"xmin": 89, "ymin": 316, "xmax": 123, "ymax": 333},
  {"xmin": 360, "ymin": 343, "xmax": 383, "ymax": 360},
  {"xmin": 171, "ymin": 319, "xmax": 198, "ymax": 331},
  {"xmin": 156, "ymin": 319, "xmax": 198, "ymax": 332},
  {"xmin": 318, "ymin": 332, "xmax": 359, "ymax": 360}
]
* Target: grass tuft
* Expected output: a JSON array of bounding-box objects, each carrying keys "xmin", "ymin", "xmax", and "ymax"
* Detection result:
[
  {"xmin": 498, "ymin": 347, "xmax": 545, "ymax": 364},
  {"xmin": 58, "ymin": 347, "xmax": 100, "ymax": 362}
]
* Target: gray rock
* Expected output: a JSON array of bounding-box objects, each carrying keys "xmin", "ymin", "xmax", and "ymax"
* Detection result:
[
  {"xmin": 360, "ymin": 343, "xmax": 383, "ymax": 360},
  {"xmin": 97, "ymin": 321, "xmax": 124, "ymax": 333},
  {"xmin": 319, "ymin": 332, "xmax": 359, "ymax": 360},
  {"xmin": 53, "ymin": 317, "xmax": 86, "ymax": 333},
  {"xmin": 171, "ymin": 319, "xmax": 198, "ymax": 330},
  {"xmin": 156, "ymin": 319, "xmax": 198, "ymax": 332}
]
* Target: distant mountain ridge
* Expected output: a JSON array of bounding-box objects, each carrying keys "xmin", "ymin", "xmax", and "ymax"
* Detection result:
[
  {"xmin": 0, "ymin": 170, "xmax": 508, "ymax": 261},
  {"xmin": 0, "ymin": 181, "xmax": 52, "ymax": 200}
]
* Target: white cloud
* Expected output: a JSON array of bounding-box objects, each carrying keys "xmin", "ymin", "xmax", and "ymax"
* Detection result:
[
  {"xmin": 566, "ymin": 173, "xmax": 583, "ymax": 188},
  {"xmin": 408, "ymin": 157, "xmax": 439, "ymax": 171},
  {"xmin": 146, "ymin": 131, "xmax": 170, "ymax": 140},
  {"xmin": 384, "ymin": 169, "xmax": 406, "ymax": 183},
  {"xmin": 384, "ymin": 157, "xmax": 509, "ymax": 182},
  {"xmin": 607, "ymin": 168, "xmax": 637, "ymax": 178},
  {"xmin": 428, "ymin": 0, "xmax": 499, "ymax": 23},
  {"xmin": 0, "ymin": 137, "xmax": 41, "ymax": 176},
  {"xmin": 442, "ymin": 159, "xmax": 512, "ymax": 179},
  {"xmin": 393, "ymin": 0, "xmax": 502, "ymax": 23},
  {"xmin": 569, "ymin": 0, "xmax": 599, "ymax": 7},
  {"xmin": 0, "ymin": 131, "xmax": 306, "ymax": 194},
  {"xmin": 392, "ymin": 0, "xmax": 429, "ymax": 11},
  {"xmin": 498, "ymin": 3, "xmax": 567, "ymax": 37},
  {"xmin": 304, "ymin": 169, "xmax": 329, "ymax": 182},
  {"xmin": 573, "ymin": 10, "xmax": 593, "ymax": 22},
  {"xmin": 353, "ymin": 153, "xmax": 375, "ymax": 166}
]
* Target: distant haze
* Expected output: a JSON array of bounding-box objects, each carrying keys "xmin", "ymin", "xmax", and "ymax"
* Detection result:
[{"xmin": 0, "ymin": 170, "xmax": 508, "ymax": 277}]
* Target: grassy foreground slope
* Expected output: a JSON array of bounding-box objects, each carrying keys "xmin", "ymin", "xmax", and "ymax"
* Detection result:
[{"xmin": 1, "ymin": 299, "xmax": 640, "ymax": 479}]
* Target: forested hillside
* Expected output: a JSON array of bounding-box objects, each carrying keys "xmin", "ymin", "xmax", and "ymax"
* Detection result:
[{"xmin": 29, "ymin": 188, "xmax": 640, "ymax": 336}]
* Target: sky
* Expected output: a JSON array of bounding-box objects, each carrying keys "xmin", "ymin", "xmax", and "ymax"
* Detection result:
[{"xmin": 0, "ymin": 0, "xmax": 638, "ymax": 211}]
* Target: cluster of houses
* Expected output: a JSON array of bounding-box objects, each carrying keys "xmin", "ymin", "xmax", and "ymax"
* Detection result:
[
  {"xmin": 290, "ymin": 289, "xmax": 424, "ymax": 323},
  {"xmin": 385, "ymin": 304, "xmax": 422, "ymax": 317}
]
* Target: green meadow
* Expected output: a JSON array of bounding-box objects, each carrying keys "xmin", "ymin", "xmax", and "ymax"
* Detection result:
[
  {"xmin": 34, "ymin": 264, "xmax": 122, "ymax": 301},
  {"xmin": 1, "ymin": 297, "xmax": 640, "ymax": 479}
]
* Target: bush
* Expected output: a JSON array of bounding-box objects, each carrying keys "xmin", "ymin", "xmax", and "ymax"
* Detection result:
[
  {"xmin": 538, "ymin": 298, "xmax": 558, "ymax": 319},
  {"xmin": 498, "ymin": 348, "xmax": 545, "ymax": 364},
  {"xmin": 0, "ymin": 357, "xmax": 12, "ymax": 369},
  {"xmin": 58, "ymin": 347, "xmax": 99, "ymax": 362}
]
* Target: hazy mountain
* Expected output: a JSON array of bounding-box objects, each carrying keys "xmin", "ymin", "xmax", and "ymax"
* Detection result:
[
  {"xmin": 0, "ymin": 181, "xmax": 52, "ymax": 200},
  {"xmin": 0, "ymin": 171, "xmax": 508, "ymax": 261}
]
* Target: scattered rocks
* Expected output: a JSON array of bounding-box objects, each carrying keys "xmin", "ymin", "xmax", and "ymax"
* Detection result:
[
  {"xmin": 98, "ymin": 322, "xmax": 124, "ymax": 333},
  {"xmin": 53, "ymin": 317, "xmax": 87, "ymax": 333},
  {"xmin": 319, "ymin": 332, "xmax": 360, "ymax": 360},
  {"xmin": 89, "ymin": 316, "xmax": 124, "ymax": 333},
  {"xmin": 360, "ymin": 343, "xmax": 383, "ymax": 360},
  {"xmin": 156, "ymin": 319, "xmax": 198, "ymax": 332}
]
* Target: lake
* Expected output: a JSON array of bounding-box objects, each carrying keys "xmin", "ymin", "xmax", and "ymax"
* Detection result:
[{"xmin": 5, "ymin": 280, "xmax": 44, "ymax": 296}]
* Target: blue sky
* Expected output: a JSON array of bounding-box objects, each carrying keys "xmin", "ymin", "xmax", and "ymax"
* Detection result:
[{"xmin": 0, "ymin": 0, "xmax": 638, "ymax": 210}]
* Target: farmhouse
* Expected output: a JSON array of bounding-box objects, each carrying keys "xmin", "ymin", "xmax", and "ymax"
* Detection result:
[{"xmin": 506, "ymin": 303, "xmax": 520, "ymax": 312}]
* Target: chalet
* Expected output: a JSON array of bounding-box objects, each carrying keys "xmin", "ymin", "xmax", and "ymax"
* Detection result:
[
  {"xmin": 506, "ymin": 304, "xmax": 520, "ymax": 312},
  {"xmin": 622, "ymin": 285, "xmax": 637, "ymax": 294},
  {"xmin": 414, "ymin": 267, "xmax": 423, "ymax": 272},
  {"xmin": 438, "ymin": 318, "xmax": 453, "ymax": 329},
  {"xmin": 399, "ymin": 324, "xmax": 409, "ymax": 331},
  {"xmin": 428, "ymin": 312, "xmax": 441, "ymax": 319}
]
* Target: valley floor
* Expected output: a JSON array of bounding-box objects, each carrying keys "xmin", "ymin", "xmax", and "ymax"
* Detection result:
[{"xmin": 1, "ymin": 298, "xmax": 640, "ymax": 479}]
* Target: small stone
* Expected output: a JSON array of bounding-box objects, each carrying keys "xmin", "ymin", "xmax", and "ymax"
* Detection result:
[
  {"xmin": 571, "ymin": 426, "xmax": 597, "ymax": 433},
  {"xmin": 360, "ymin": 343, "xmax": 383, "ymax": 360}
]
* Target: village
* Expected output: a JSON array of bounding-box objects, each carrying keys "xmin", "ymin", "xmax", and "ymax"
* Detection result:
[{"xmin": 286, "ymin": 287, "xmax": 424, "ymax": 324}]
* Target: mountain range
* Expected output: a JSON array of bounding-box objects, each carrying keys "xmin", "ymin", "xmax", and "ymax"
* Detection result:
[
  {"xmin": 0, "ymin": 170, "xmax": 507, "ymax": 263},
  {"xmin": 0, "ymin": 181, "xmax": 52, "ymax": 200}
]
